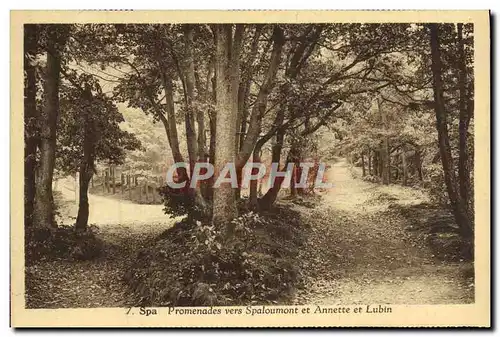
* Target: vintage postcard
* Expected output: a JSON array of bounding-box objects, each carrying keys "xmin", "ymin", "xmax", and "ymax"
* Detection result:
[{"xmin": 10, "ymin": 10, "xmax": 490, "ymax": 328}]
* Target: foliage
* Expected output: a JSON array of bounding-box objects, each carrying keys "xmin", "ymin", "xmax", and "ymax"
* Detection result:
[
  {"xmin": 56, "ymin": 74, "xmax": 141, "ymax": 175},
  {"xmin": 425, "ymin": 163, "xmax": 449, "ymax": 205},
  {"xmin": 25, "ymin": 225, "xmax": 103, "ymax": 264},
  {"xmin": 158, "ymin": 185, "xmax": 201, "ymax": 219},
  {"xmin": 119, "ymin": 106, "xmax": 174, "ymax": 172},
  {"xmin": 124, "ymin": 206, "xmax": 308, "ymax": 306},
  {"xmin": 24, "ymin": 23, "xmax": 477, "ymax": 309}
]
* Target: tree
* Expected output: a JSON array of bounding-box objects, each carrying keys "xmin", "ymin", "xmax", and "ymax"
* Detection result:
[
  {"xmin": 456, "ymin": 23, "xmax": 473, "ymax": 218},
  {"xmin": 428, "ymin": 23, "xmax": 473, "ymax": 244},
  {"xmin": 378, "ymin": 98, "xmax": 390, "ymax": 185},
  {"xmin": 33, "ymin": 25, "xmax": 70, "ymax": 228},
  {"xmin": 47, "ymin": 23, "xmax": 475, "ymax": 235},
  {"xmin": 57, "ymin": 73, "xmax": 141, "ymax": 230},
  {"xmin": 110, "ymin": 24, "xmax": 192, "ymax": 182},
  {"xmin": 211, "ymin": 24, "xmax": 243, "ymax": 225},
  {"xmin": 24, "ymin": 24, "xmax": 39, "ymax": 227}
]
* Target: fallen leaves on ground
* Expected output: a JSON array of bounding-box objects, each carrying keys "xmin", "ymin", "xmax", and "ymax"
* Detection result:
[
  {"xmin": 25, "ymin": 221, "xmax": 171, "ymax": 308},
  {"xmin": 291, "ymin": 160, "xmax": 474, "ymax": 305},
  {"xmin": 27, "ymin": 159, "xmax": 474, "ymax": 308}
]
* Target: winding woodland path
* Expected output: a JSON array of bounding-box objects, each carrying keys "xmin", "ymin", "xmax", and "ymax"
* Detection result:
[
  {"xmin": 26, "ymin": 179, "xmax": 178, "ymax": 308},
  {"xmin": 293, "ymin": 159, "xmax": 474, "ymax": 305},
  {"xmin": 27, "ymin": 162, "xmax": 474, "ymax": 308},
  {"xmin": 55, "ymin": 177, "xmax": 169, "ymax": 226}
]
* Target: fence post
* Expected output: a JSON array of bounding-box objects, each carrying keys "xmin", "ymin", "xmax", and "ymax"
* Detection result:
[
  {"xmin": 105, "ymin": 170, "xmax": 110, "ymax": 193},
  {"xmin": 121, "ymin": 173, "xmax": 125, "ymax": 194}
]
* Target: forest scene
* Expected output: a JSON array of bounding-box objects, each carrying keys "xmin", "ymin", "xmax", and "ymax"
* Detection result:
[{"xmin": 24, "ymin": 22, "xmax": 475, "ymax": 308}]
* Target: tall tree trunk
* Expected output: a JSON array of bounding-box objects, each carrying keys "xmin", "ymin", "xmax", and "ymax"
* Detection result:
[
  {"xmin": 373, "ymin": 150, "xmax": 379, "ymax": 176},
  {"xmin": 378, "ymin": 151, "xmax": 383, "ymax": 178},
  {"xmin": 24, "ymin": 24, "xmax": 38, "ymax": 228},
  {"xmin": 394, "ymin": 153, "xmax": 399, "ymax": 181},
  {"xmin": 206, "ymin": 110, "xmax": 217, "ymax": 201},
  {"xmin": 234, "ymin": 26, "xmax": 284, "ymax": 200},
  {"xmin": 290, "ymin": 169, "xmax": 297, "ymax": 197},
  {"xmin": 212, "ymin": 24, "xmax": 240, "ymax": 225},
  {"xmin": 75, "ymin": 85, "xmax": 96, "ymax": 231},
  {"xmin": 379, "ymin": 142, "xmax": 388, "ymax": 183},
  {"xmin": 457, "ymin": 23, "xmax": 472, "ymax": 216},
  {"xmin": 361, "ymin": 151, "xmax": 366, "ymax": 177},
  {"xmin": 408, "ymin": 150, "xmax": 416, "ymax": 177},
  {"xmin": 259, "ymin": 130, "xmax": 285, "ymax": 209},
  {"xmin": 197, "ymin": 60, "xmax": 212, "ymax": 162},
  {"xmin": 232, "ymin": 26, "xmax": 245, "ymax": 201},
  {"xmin": 236, "ymin": 26, "xmax": 284, "ymax": 168},
  {"xmin": 429, "ymin": 23, "xmax": 473, "ymax": 242},
  {"xmin": 194, "ymin": 62, "xmax": 213, "ymax": 199},
  {"xmin": 249, "ymin": 145, "xmax": 262, "ymax": 209},
  {"xmin": 205, "ymin": 76, "xmax": 217, "ymax": 202},
  {"xmin": 402, "ymin": 148, "xmax": 408, "ymax": 186},
  {"xmin": 378, "ymin": 99, "xmax": 390, "ymax": 185},
  {"xmin": 368, "ymin": 149, "xmax": 372, "ymax": 175},
  {"xmin": 250, "ymin": 25, "xmax": 318, "ymax": 209},
  {"xmin": 234, "ymin": 83, "xmax": 245, "ymax": 157},
  {"xmin": 237, "ymin": 85, "xmax": 249, "ymax": 153},
  {"xmin": 252, "ymin": 26, "xmax": 320, "ymax": 208},
  {"xmin": 160, "ymin": 73, "xmax": 188, "ymax": 182},
  {"xmin": 415, "ymin": 147, "xmax": 423, "ymax": 181},
  {"xmin": 248, "ymin": 102, "xmax": 286, "ymax": 209},
  {"xmin": 288, "ymin": 143, "xmax": 300, "ymax": 197},
  {"xmin": 237, "ymin": 25, "xmax": 262, "ymax": 153},
  {"xmin": 33, "ymin": 25, "xmax": 68, "ymax": 228},
  {"xmin": 182, "ymin": 25, "xmax": 199, "ymax": 177},
  {"xmin": 75, "ymin": 162, "xmax": 93, "ymax": 231}
]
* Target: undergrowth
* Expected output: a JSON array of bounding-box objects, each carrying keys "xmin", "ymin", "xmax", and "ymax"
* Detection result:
[
  {"xmin": 388, "ymin": 203, "xmax": 472, "ymax": 261},
  {"xmin": 124, "ymin": 205, "xmax": 309, "ymax": 306},
  {"xmin": 25, "ymin": 225, "xmax": 104, "ymax": 264}
]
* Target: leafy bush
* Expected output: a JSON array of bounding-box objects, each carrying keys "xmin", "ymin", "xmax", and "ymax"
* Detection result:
[
  {"xmin": 124, "ymin": 206, "xmax": 308, "ymax": 306},
  {"xmin": 425, "ymin": 163, "xmax": 449, "ymax": 206},
  {"xmin": 25, "ymin": 225, "xmax": 103, "ymax": 264},
  {"xmin": 158, "ymin": 185, "xmax": 208, "ymax": 221}
]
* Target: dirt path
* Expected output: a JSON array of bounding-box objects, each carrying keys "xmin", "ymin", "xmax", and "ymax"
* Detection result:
[
  {"xmin": 28, "ymin": 167, "xmax": 474, "ymax": 308},
  {"xmin": 55, "ymin": 177, "xmax": 170, "ymax": 226},
  {"xmin": 26, "ymin": 179, "xmax": 178, "ymax": 309},
  {"xmin": 293, "ymin": 159, "xmax": 474, "ymax": 305}
]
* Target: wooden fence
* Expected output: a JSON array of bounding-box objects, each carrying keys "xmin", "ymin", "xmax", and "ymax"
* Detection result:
[{"xmin": 93, "ymin": 165, "xmax": 165, "ymax": 204}]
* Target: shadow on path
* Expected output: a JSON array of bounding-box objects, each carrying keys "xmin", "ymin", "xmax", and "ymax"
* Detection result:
[{"xmin": 292, "ymin": 159, "xmax": 474, "ymax": 305}]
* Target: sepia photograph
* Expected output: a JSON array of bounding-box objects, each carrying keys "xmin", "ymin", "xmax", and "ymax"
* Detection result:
[{"xmin": 11, "ymin": 10, "xmax": 490, "ymax": 328}]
